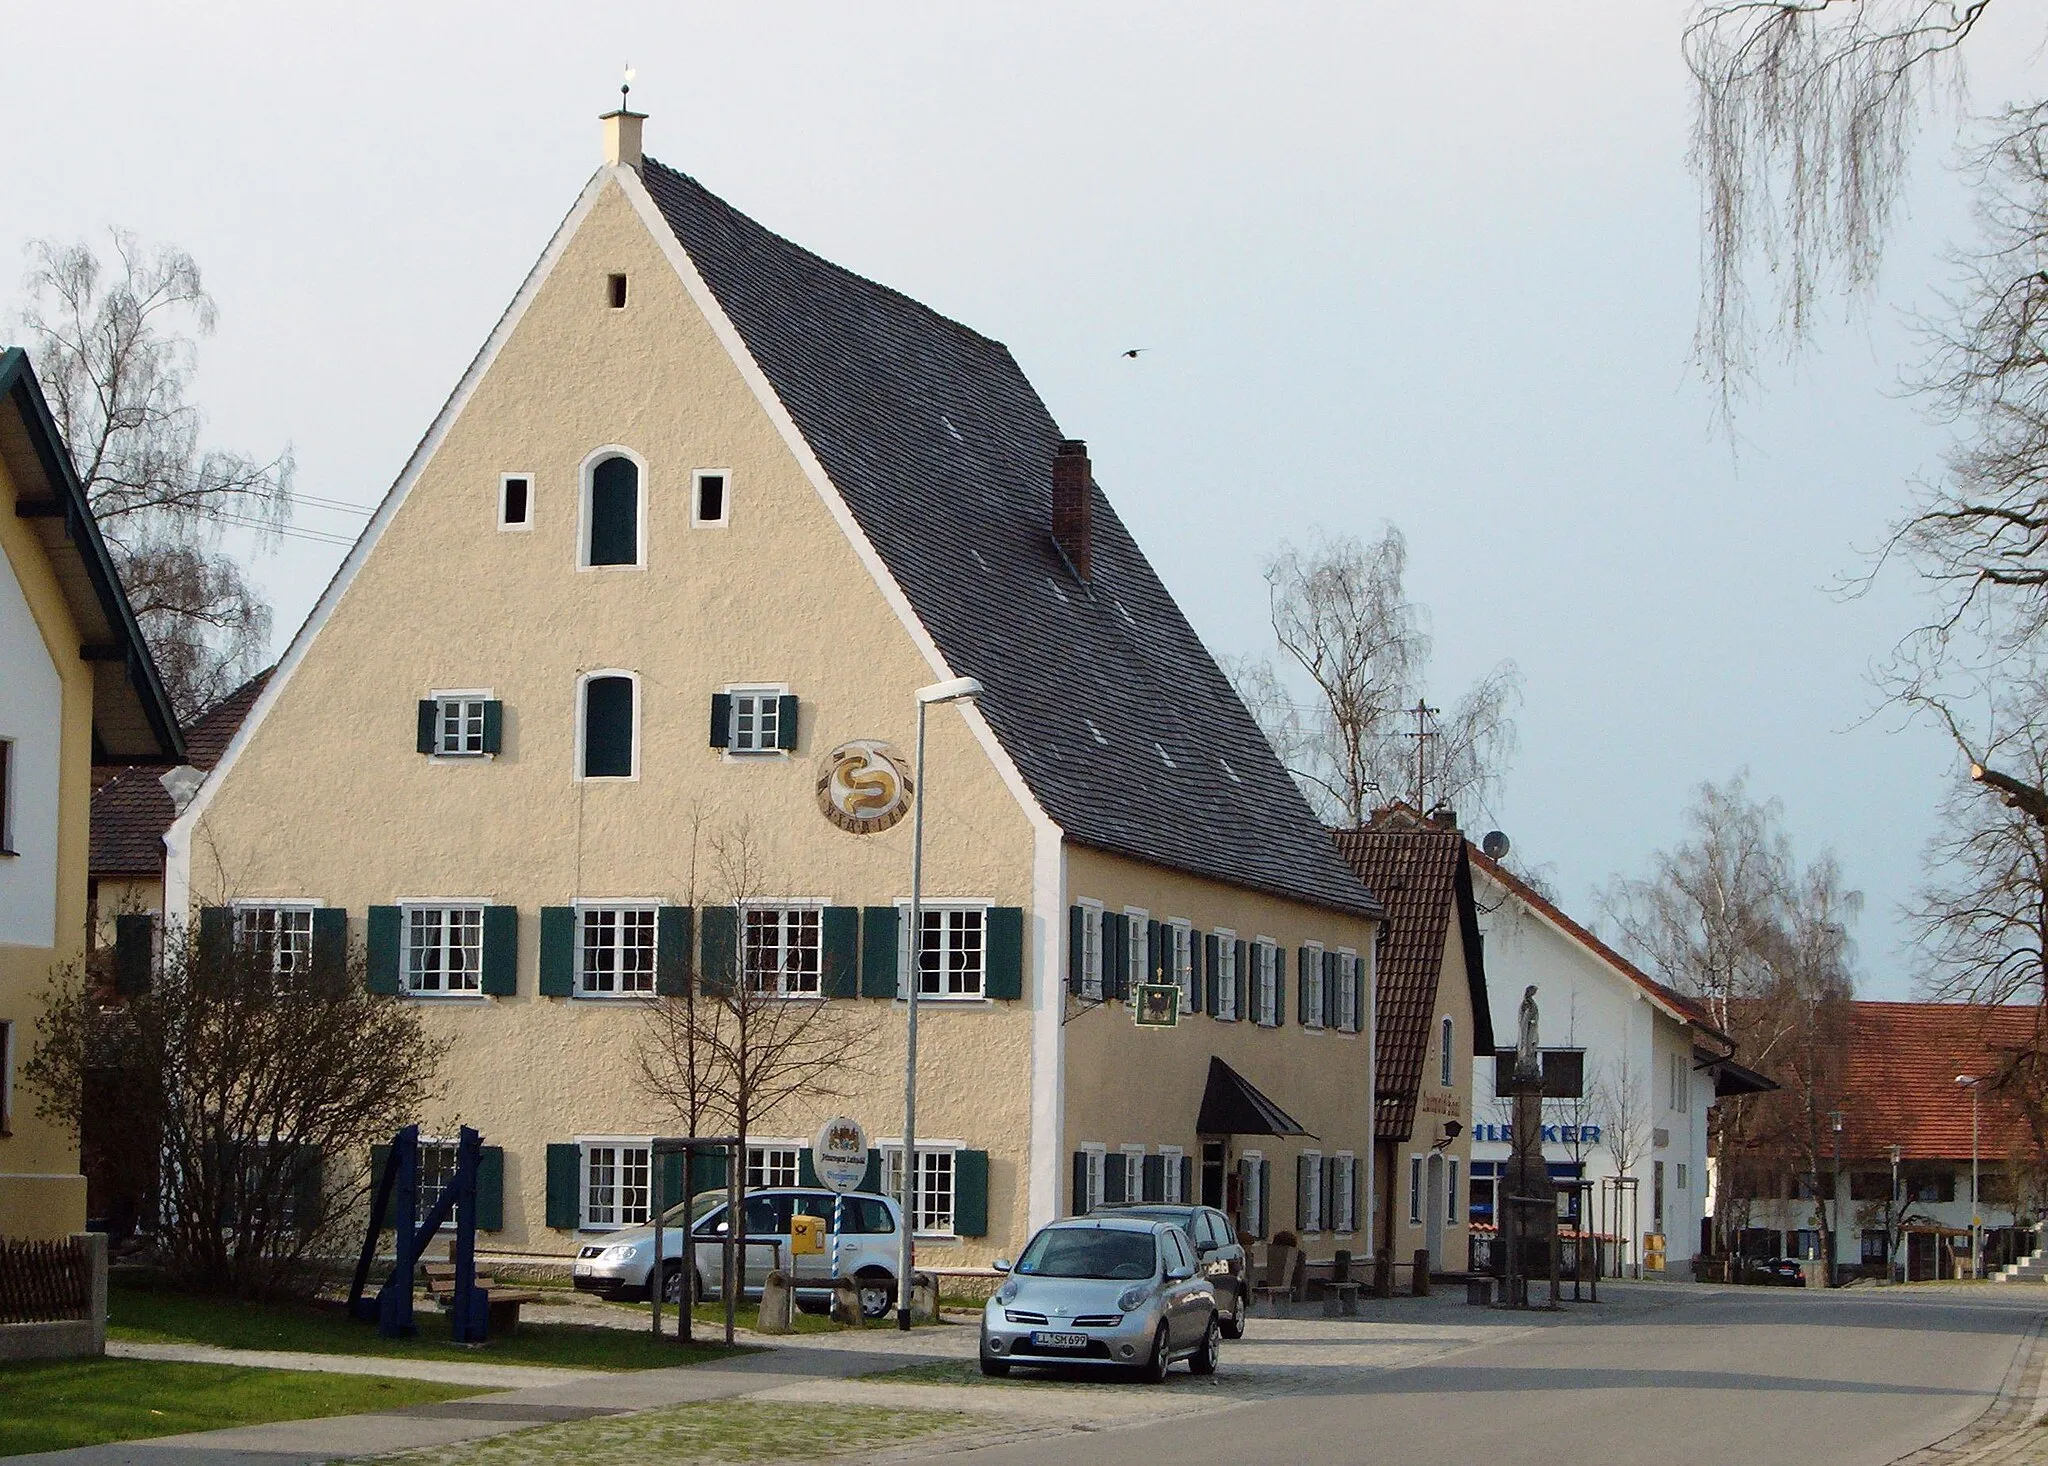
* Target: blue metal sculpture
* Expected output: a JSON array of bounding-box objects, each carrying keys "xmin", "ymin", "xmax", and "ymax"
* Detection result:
[{"xmin": 347, "ymin": 1124, "xmax": 487, "ymax": 1341}]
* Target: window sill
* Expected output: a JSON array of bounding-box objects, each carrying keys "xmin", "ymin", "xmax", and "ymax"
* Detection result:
[
  {"xmin": 912, "ymin": 1231, "xmax": 961, "ymax": 1243},
  {"xmin": 894, "ymin": 995, "xmax": 992, "ymax": 1007},
  {"xmin": 571, "ymin": 990, "xmax": 659, "ymax": 1001},
  {"xmin": 428, "ymin": 753, "xmax": 495, "ymax": 764},
  {"xmin": 720, "ymin": 749, "xmax": 790, "ymax": 763},
  {"xmin": 404, "ymin": 992, "xmax": 491, "ymax": 1003}
]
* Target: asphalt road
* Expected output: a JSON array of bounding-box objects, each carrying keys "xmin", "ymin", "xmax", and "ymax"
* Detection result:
[{"xmin": 960, "ymin": 1287, "xmax": 2045, "ymax": 1466}]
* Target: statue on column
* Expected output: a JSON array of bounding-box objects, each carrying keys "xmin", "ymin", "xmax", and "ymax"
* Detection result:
[{"xmin": 1514, "ymin": 985, "xmax": 1541, "ymax": 1085}]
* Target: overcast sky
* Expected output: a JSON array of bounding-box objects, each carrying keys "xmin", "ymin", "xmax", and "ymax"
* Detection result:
[{"xmin": 8, "ymin": 1, "xmax": 2033, "ymax": 998}]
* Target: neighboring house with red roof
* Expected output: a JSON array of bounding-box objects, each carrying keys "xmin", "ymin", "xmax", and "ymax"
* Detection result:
[{"xmin": 1745, "ymin": 1002, "xmax": 2043, "ymax": 1280}]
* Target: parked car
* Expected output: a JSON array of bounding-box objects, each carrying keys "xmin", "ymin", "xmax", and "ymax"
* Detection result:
[
  {"xmin": 1744, "ymin": 1256, "xmax": 1807, "ymax": 1287},
  {"xmin": 569, "ymin": 1187, "xmax": 902, "ymax": 1318},
  {"xmin": 1089, "ymin": 1202, "xmax": 1248, "ymax": 1338},
  {"xmin": 981, "ymin": 1216, "xmax": 1220, "ymax": 1381}
]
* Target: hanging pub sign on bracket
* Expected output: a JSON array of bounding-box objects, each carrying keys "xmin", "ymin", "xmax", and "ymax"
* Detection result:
[{"xmin": 1134, "ymin": 983, "xmax": 1179, "ymax": 1028}]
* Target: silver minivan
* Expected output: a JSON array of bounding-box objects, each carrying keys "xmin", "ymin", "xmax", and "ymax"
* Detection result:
[{"xmin": 569, "ymin": 1188, "xmax": 902, "ymax": 1319}]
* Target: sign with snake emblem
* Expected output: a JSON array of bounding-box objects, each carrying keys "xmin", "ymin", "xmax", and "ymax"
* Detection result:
[{"xmin": 816, "ymin": 740, "xmax": 914, "ymax": 834}]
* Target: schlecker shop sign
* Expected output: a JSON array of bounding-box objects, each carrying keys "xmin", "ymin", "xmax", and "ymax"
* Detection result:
[
  {"xmin": 816, "ymin": 741, "xmax": 914, "ymax": 834},
  {"xmin": 1472, "ymin": 1123, "xmax": 1603, "ymax": 1145}
]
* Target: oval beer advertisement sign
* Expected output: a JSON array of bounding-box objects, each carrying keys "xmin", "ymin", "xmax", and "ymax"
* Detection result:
[
  {"xmin": 812, "ymin": 1115, "xmax": 871, "ymax": 1195},
  {"xmin": 817, "ymin": 740, "xmax": 913, "ymax": 834}
]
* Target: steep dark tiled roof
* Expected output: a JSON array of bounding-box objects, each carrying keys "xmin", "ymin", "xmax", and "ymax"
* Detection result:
[
  {"xmin": 90, "ymin": 670, "xmax": 271, "ymax": 878},
  {"xmin": 1330, "ymin": 824, "xmax": 1490, "ymax": 1143},
  {"xmin": 640, "ymin": 162, "xmax": 1377, "ymax": 919}
]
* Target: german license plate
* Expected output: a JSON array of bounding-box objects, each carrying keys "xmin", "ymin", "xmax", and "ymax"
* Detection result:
[{"xmin": 1030, "ymin": 1330, "xmax": 1088, "ymax": 1350}]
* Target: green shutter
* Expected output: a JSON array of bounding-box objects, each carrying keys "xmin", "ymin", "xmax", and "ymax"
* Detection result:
[
  {"xmin": 1272, "ymin": 945, "xmax": 1285, "ymax": 1027},
  {"xmin": 1258, "ymin": 1157, "xmax": 1272, "ymax": 1238},
  {"xmin": 366, "ymin": 906, "xmax": 401, "ymax": 995},
  {"xmin": 1188, "ymin": 927, "xmax": 1203, "ymax": 1013},
  {"xmin": 476, "ymin": 1146, "xmax": 505, "ymax": 1230},
  {"xmin": 370, "ymin": 1144, "xmax": 394, "ymax": 1231},
  {"xmin": 1356, "ymin": 955, "xmax": 1369, "ymax": 1036},
  {"xmin": 860, "ymin": 906, "xmax": 899, "ymax": 998},
  {"xmin": 1204, "ymin": 934, "xmax": 1221, "ymax": 1016},
  {"xmin": 659, "ymin": 1150, "xmax": 686, "ymax": 1210},
  {"xmin": 690, "ymin": 1148, "xmax": 730, "ymax": 1197},
  {"xmin": 582, "ymin": 676, "xmax": 634, "ymax": 778},
  {"xmin": 291, "ymin": 1146, "xmax": 324, "ymax": 1228},
  {"xmin": 954, "ymin": 1150, "xmax": 990, "ymax": 1237},
  {"xmin": 1233, "ymin": 939, "xmax": 1248, "ymax": 1020},
  {"xmin": 1068, "ymin": 906, "xmax": 1085, "ymax": 996},
  {"xmin": 775, "ymin": 694, "xmax": 800, "ymax": 751},
  {"xmin": 858, "ymin": 1152, "xmax": 882, "ymax": 1195},
  {"xmin": 312, "ymin": 908, "xmax": 348, "ymax": 977},
  {"xmin": 1180, "ymin": 1157, "xmax": 1193, "ymax": 1204},
  {"xmin": 1147, "ymin": 919, "xmax": 1163, "ymax": 984},
  {"xmin": 822, "ymin": 906, "xmax": 859, "ymax": 997},
  {"xmin": 197, "ymin": 905, "xmax": 231, "ymax": 973},
  {"xmin": 1072, "ymin": 1152, "xmax": 1089, "ymax": 1216},
  {"xmin": 1104, "ymin": 1152, "xmax": 1126, "ymax": 1205},
  {"xmin": 709, "ymin": 693, "xmax": 732, "ymax": 749},
  {"xmin": 417, "ymin": 699, "xmax": 438, "ymax": 755},
  {"xmin": 1110, "ymin": 913, "xmax": 1129, "ymax": 1000},
  {"xmin": 657, "ymin": 905, "xmax": 694, "ymax": 996},
  {"xmin": 700, "ymin": 906, "xmax": 738, "ymax": 996},
  {"xmin": 985, "ymin": 906, "xmax": 1024, "ymax": 1000},
  {"xmin": 798, "ymin": 1149, "xmax": 819, "ymax": 1187},
  {"xmin": 1297, "ymin": 1154, "xmax": 1311, "ymax": 1232},
  {"xmin": 539, "ymin": 907, "xmax": 575, "ymax": 996},
  {"xmin": 588, "ymin": 455, "xmax": 639, "ymax": 565},
  {"xmin": 481, "ymin": 699, "xmax": 504, "ymax": 755},
  {"xmin": 481, "ymin": 906, "xmax": 518, "ymax": 996},
  {"xmin": 1143, "ymin": 1153, "xmax": 1165, "ymax": 1204},
  {"xmin": 1324, "ymin": 950, "xmax": 1340, "ymax": 1029},
  {"xmin": 1298, "ymin": 947, "xmax": 1313, "ymax": 1028},
  {"xmin": 113, "ymin": 912, "xmax": 153, "ymax": 996},
  {"xmin": 545, "ymin": 1143, "xmax": 581, "ymax": 1229}
]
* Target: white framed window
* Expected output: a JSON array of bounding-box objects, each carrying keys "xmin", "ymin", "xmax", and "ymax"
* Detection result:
[
  {"xmin": 744, "ymin": 904, "xmax": 822, "ymax": 996},
  {"xmin": 1408, "ymin": 1154, "xmax": 1424, "ymax": 1225},
  {"xmin": 576, "ymin": 904, "xmax": 657, "ymax": 995},
  {"xmin": 1447, "ymin": 1156, "xmax": 1460, "ymax": 1226},
  {"xmin": 1331, "ymin": 1152, "xmax": 1357, "ymax": 1234},
  {"xmin": 1302, "ymin": 1148, "xmax": 1324, "ymax": 1233},
  {"xmin": 1078, "ymin": 900, "xmax": 1105, "ymax": 1000},
  {"xmin": 579, "ymin": 446, "xmax": 646, "ymax": 570},
  {"xmin": 1120, "ymin": 1145, "xmax": 1144, "ymax": 1204},
  {"xmin": 1252, "ymin": 940, "xmax": 1280, "ymax": 1026},
  {"xmin": 403, "ymin": 904, "xmax": 484, "ymax": 995},
  {"xmin": 1079, "ymin": 1143, "xmax": 1106, "ymax": 1213},
  {"xmin": 692, "ymin": 469, "xmax": 731, "ymax": 528},
  {"xmin": 1670, "ymin": 1052, "xmax": 1690, "ymax": 1113},
  {"xmin": 577, "ymin": 670, "xmax": 639, "ymax": 781},
  {"xmin": 1334, "ymin": 950, "xmax": 1359, "ymax": 1034},
  {"xmin": 1161, "ymin": 1146, "xmax": 1184, "ymax": 1205},
  {"xmin": 746, "ymin": 1142, "xmax": 804, "ymax": 1189},
  {"xmin": 581, "ymin": 1138, "xmax": 653, "ymax": 1229},
  {"xmin": 430, "ymin": 693, "xmax": 491, "ymax": 758},
  {"xmin": 1170, "ymin": 921, "xmax": 1195, "ymax": 1012},
  {"xmin": 1441, "ymin": 1015, "xmax": 1455, "ymax": 1086},
  {"xmin": 726, "ymin": 686, "xmax": 787, "ymax": 755},
  {"xmin": 882, "ymin": 1143, "xmax": 958, "ymax": 1236},
  {"xmin": 233, "ymin": 902, "xmax": 317, "ymax": 979},
  {"xmin": 415, "ymin": 1139, "xmax": 460, "ymax": 1229},
  {"xmin": 1212, "ymin": 931, "xmax": 1238, "ymax": 1021},
  {"xmin": 1124, "ymin": 908, "xmax": 1148, "ymax": 984},
  {"xmin": 1303, "ymin": 942, "xmax": 1325, "ymax": 1030},
  {"xmin": 498, "ymin": 473, "xmax": 533, "ymax": 530},
  {"xmin": 1241, "ymin": 1148, "xmax": 1265, "ymax": 1238},
  {"xmin": 901, "ymin": 903, "xmax": 986, "ymax": 999},
  {"xmin": 1677, "ymin": 1163, "xmax": 1689, "ymax": 1191}
]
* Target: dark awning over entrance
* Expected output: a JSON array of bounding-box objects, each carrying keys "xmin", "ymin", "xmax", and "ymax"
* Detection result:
[
  {"xmin": 1710, "ymin": 1056, "xmax": 1778, "ymax": 1098},
  {"xmin": 1196, "ymin": 1057, "xmax": 1313, "ymax": 1138}
]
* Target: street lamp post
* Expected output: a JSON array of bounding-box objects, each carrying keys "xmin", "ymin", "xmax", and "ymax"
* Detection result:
[
  {"xmin": 1889, "ymin": 1143, "xmax": 1902, "ymax": 1280},
  {"xmin": 1956, "ymin": 1075, "xmax": 1983, "ymax": 1280},
  {"xmin": 898, "ymin": 676, "xmax": 983, "ymax": 1331}
]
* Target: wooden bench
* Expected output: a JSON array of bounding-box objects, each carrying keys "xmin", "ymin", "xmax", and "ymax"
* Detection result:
[{"xmin": 423, "ymin": 1262, "xmax": 543, "ymax": 1336}]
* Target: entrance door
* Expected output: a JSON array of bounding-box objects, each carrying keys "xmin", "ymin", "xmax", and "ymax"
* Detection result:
[
  {"xmin": 1201, "ymin": 1141, "xmax": 1226, "ymax": 1210},
  {"xmin": 1424, "ymin": 1153, "xmax": 1445, "ymax": 1267}
]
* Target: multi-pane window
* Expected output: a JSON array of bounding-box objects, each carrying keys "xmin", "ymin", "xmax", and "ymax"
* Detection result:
[
  {"xmin": 729, "ymin": 689, "xmax": 782, "ymax": 753},
  {"xmin": 746, "ymin": 1144, "xmax": 802, "ymax": 1189},
  {"xmin": 1080, "ymin": 905, "xmax": 1104, "ymax": 1000},
  {"xmin": 1121, "ymin": 1148, "xmax": 1144, "ymax": 1203},
  {"xmin": 236, "ymin": 905, "xmax": 314, "ymax": 978},
  {"xmin": 1669, "ymin": 1052, "xmax": 1690, "ymax": 1113},
  {"xmin": 578, "ymin": 906, "xmax": 656, "ymax": 994},
  {"xmin": 745, "ymin": 906, "xmax": 821, "ymax": 995},
  {"xmin": 436, "ymin": 698, "xmax": 487, "ymax": 756},
  {"xmin": 1302, "ymin": 1149, "xmax": 1324, "ymax": 1232},
  {"xmin": 884, "ymin": 1145, "xmax": 956, "ymax": 1234},
  {"xmin": 1161, "ymin": 1148, "xmax": 1184, "ymax": 1205},
  {"xmin": 1331, "ymin": 1153, "xmax": 1357, "ymax": 1233},
  {"xmin": 405, "ymin": 906, "xmax": 483, "ymax": 994},
  {"xmin": 1078, "ymin": 1146, "xmax": 1105, "ymax": 1213},
  {"xmin": 1335, "ymin": 952, "xmax": 1359, "ymax": 1033},
  {"xmin": 1171, "ymin": 922, "xmax": 1194, "ymax": 1012},
  {"xmin": 911, "ymin": 906, "xmax": 985, "ymax": 997},
  {"xmin": 1213, "ymin": 934, "xmax": 1238, "ymax": 1020},
  {"xmin": 1303, "ymin": 947, "xmax": 1325, "ymax": 1030},
  {"xmin": 1252, "ymin": 942, "xmax": 1279, "ymax": 1026},
  {"xmin": 584, "ymin": 1141, "xmax": 652, "ymax": 1228},
  {"xmin": 1125, "ymin": 910, "xmax": 1147, "ymax": 985},
  {"xmin": 416, "ymin": 1140, "xmax": 459, "ymax": 1228}
]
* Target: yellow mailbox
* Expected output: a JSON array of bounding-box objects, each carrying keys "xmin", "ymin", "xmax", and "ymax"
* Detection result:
[{"xmin": 790, "ymin": 1214, "xmax": 826, "ymax": 1257}]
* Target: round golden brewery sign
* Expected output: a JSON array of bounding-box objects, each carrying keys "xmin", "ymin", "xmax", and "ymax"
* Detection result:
[{"xmin": 817, "ymin": 740, "xmax": 914, "ymax": 834}]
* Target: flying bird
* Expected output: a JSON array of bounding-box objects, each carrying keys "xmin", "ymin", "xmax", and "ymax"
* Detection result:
[{"xmin": 1119, "ymin": 348, "xmax": 1147, "ymax": 359}]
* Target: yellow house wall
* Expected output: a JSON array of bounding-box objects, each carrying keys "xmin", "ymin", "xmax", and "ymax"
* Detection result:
[
  {"xmin": 91, "ymin": 876, "xmax": 164, "ymax": 952},
  {"xmin": 1063, "ymin": 845, "xmax": 1378, "ymax": 1257},
  {"xmin": 184, "ymin": 175, "xmax": 1042, "ymax": 1259},
  {"xmin": 0, "ymin": 449, "xmax": 93, "ymax": 1239},
  {"xmin": 1375, "ymin": 922, "xmax": 1477, "ymax": 1269}
]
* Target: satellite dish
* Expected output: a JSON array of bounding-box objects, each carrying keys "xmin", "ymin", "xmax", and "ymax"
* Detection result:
[{"xmin": 1482, "ymin": 830, "xmax": 1511, "ymax": 860}]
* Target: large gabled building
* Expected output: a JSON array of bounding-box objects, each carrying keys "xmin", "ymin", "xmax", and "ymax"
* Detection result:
[{"xmin": 166, "ymin": 113, "xmax": 1386, "ymax": 1274}]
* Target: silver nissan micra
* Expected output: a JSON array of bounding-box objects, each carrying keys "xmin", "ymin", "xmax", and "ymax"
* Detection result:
[{"xmin": 980, "ymin": 1216, "xmax": 1220, "ymax": 1380}]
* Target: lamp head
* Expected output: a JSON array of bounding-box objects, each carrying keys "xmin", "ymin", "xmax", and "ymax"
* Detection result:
[{"xmin": 917, "ymin": 676, "xmax": 984, "ymax": 706}]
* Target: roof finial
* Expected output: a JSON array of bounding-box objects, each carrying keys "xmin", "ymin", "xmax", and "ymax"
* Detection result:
[{"xmin": 621, "ymin": 63, "xmax": 635, "ymax": 112}]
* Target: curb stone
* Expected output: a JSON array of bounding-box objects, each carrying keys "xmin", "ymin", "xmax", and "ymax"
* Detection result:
[{"xmin": 1892, "ymin": 1314, "xmax": 2048, "ymax": 1464}]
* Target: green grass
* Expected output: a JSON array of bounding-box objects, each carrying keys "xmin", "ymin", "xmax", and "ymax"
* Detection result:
[
  {"xmin": 0, "ymin": 1356, "xmax": 476, "ymax": 1457},
  {"xmin": 364, "ymin": 1399, "xmax": 974, "ymax": 1465},
  {"xmin": 109, "ymin": 1280, "xmax": 752, "ymax": 1372}
]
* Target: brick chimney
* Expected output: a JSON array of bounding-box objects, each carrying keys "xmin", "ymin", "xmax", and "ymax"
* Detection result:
[
  {"xmin": 601, "ymin": 108, "xmax": 646, "ymax": 171},
  {"xmin": 1052, "ymin": 439, "xmax": 1092, "ymax": 582}
]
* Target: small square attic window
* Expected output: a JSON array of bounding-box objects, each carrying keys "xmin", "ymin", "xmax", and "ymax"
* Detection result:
[
  {"xmin": 608, "ymin": 274, "xmax": 628, "ymax": 309},
  {"xmin": 693, "ymin": 471, "xmax": 729, "ymax": 527},
  {"xmin": 500, "ymin": 474, "xmax": 531, "ymax": 529}
]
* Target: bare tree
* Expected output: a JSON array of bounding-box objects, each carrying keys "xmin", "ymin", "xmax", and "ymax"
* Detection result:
[
  {"xmin": 1595, "ymin": 1051, "xmax": 1654, "ymax": 1273},
  {"xmin": 1231, "ymin": 525, "xmax": 1522, "ymax": 827},
  {"xmin": 16, "ymin": 232, "xmax": 292, "ymax": 720},
  {"xmin": 24, "ymin": 919, "xmax": 446, "ymax": 1298}
]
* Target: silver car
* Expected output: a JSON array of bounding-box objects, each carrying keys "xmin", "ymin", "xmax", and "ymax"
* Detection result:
[{"xmin": 980, "ymin": 1217, "xmax": 1221, "ymax": 1380}]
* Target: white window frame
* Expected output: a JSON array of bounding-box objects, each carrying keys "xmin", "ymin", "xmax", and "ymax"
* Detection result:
[
  {"xmin": 1169, "ymin": 920, "xmax": 1195, "ymax": 1013},
  {"xmin": 413, "ymin": 1137, "xmax": 462, "ymax": 1231},
  {"xmin": 880, "ymin": 1141, "xmax": 960, "ymax": 1238},
  {"xmin": 1078, "ymin": 899, "xmax": 1105, "ymax": 1000},
  {"xmin": 1120, "ymin": 1144, "xmax": 1145, "ymax": 1204},
  {"xmin": 1079, "ymin": 1143, "xmax": 1106, "ymax": 1213},
  {"xmin": 1302, "ymin": 1148, "xmax": 1324, "ymax": 1234},
  {"xmin": 1408, "ymin": 1154, "xmax": 1424, "ymax": 1225},
  {"xmin": 1122, "ymin": 908, "xmax": 1149, "ymax": 987},
  {"xmin": 575, "ymin": 669, "xmax": 641, "ymax": 782},
  {"xmin": 428, "ymin": 688, "xmax": 493, "ymax": 760},
  {"xmin": 898, "ymin": 900, "xmax": 989, "ymax": 1001},
  {"xmin": 398, "ymin": 901, "xmax": 487, "ymax": 997},
  {"xmin": 577, "ymin": 444, "xmax": 648, "ymax": 572},
  {"xmin": 1677, "ymin": 1162, "xmax": 1689, "ymax": 1192},
  {"xmin": 724, "ymin": 684, "xmax": 790, "ymax": 758},
  {"xmin": 1670, "ymin": 1052, "xmax": 1690, "ymax": 1114},
  {"xmin": 1332, "ymin": 1152, "xmax": 1357, "ymax": 1235},
  {"xmin": 1447, "ymin": 1156, "xmax": 1460, "ymax": 1226},
  {"xmin": 743, "ymin": 901, "xmax": 826, "ymax": 997},
  {"xmin": 1303, "ymin": 942, "xmax": 1325, "ymax": 1031},
  {"xmin": 230, "ymin": 900, "xmax": 321, "ymax": 980},
  {"xmin": 573, "ymin": 900, "xmax": 660, "ymax": 997},
  {"xmin": 498, "ymin": 472, "xmax": 534, "ymax": 531},
  {"xmin": 746, "ymin": 1140, "xmax": 806, "ymax": 1189},
  {"xmin": 1241, "ymin": 1148, "xmax": 1265, "ymax": 1238},
  {"xmin": 691, "ymin": 468, "xmax": 732, "ymax": 528},
  {"xmin": 1253, "ymin": 939, "xmax": 1280, "ymax": 1026},
  {"xmin": 578, "ymin": 1136, "xmax": 654, "ymax": 1231},
  {"xmin": 1335, "ymin": 949, "xmax": 1359, "ymax": 1034},
  {"xmin": 1441, "ymin": 1015, "xmax": 1455, "ymax": 1086},
  {"xmin": 1212, "ymin": 929, "xmax": 1238, "ymax": 1021},
  {"xmin": 1161, "ymin": 1145, "xmax": 1184, "ymax": 1205}
]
